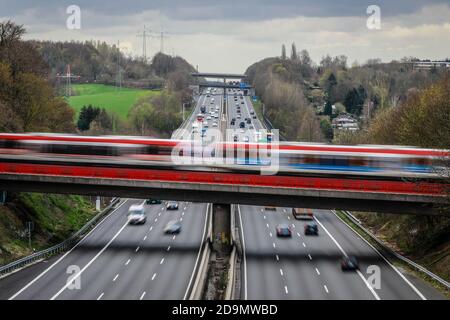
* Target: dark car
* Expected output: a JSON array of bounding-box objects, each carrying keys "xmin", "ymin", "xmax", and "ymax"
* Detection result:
[
  {"xmin": 231, "ymin": 121, "xmax": 235, "ymax": 125},
  {"xmin": 233, "ymin": 135, "xmax": 238, "ymax": 142},
  {"xmin": 146, "ymin": 199, "xmax": 162, "ymax": 205},
  {"xmin": 304, "ymin": 222, "xmax": 319, "ymax": 235},
  {"xmin": 252, "ymin": 115, "xmax": 257, "ymax": 119},
  {"xmin": 246, "ymin": 119, "xmax": 251, "ymax": 124},
  {"xmin": 239, "ymin": 122, "xmax": 245, "ymax": 128},
  {"xmin": 341, "ymin": 255, "xmax": 359, "ymax": 271},
  {"xmin": 166, "ymin": 201, "xmax": 179, "ymax": 210},
  {"xmin": 164, "ymin": 220, "xmax": 182, "ymax": 234},
  {"xmin": 276, "ymin": 224, "xmax": 292, "ymax": 237},
  {"xmin": 241, "ymin": 101, "xmax": 244, "ymax": 104}
]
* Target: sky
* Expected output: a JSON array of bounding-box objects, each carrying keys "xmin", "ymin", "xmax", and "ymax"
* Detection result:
[{"xmin": 1, "ymin": 0, "xmax": 449, "ymax": 73}]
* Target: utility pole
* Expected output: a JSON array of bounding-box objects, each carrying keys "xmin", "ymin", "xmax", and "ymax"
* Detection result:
[
  {"xmin": 56, "ymin": 64, "xmax": 80, "ymax": 97},
  {"xmin": 137, "ymin": 25, "xmax": 152, "ymax": 62},
  {"xmin": 159, "ymin": 29, "xmax": 169, "ymax": 54},
  {"xmin": 116, "ymin": 40, "xmax": 122, "ymax": 90}
]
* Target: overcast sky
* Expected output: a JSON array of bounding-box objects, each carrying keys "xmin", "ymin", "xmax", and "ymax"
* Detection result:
[{"xmin": 1, "ymin": 0, "xmax": 449, "ymax": 73}]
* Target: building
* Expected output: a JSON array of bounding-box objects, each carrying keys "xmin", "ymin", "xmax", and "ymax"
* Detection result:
[
  {"xmin": 332, "ymin": 113, "xmax": 359, "ymax": 131},
  {"xmin": 412, "ymin": 60, "xmax": 450, "ymax": 71}
]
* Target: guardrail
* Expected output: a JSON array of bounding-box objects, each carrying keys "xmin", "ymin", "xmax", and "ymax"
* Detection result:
[
  {"xmin": 262, "ymin": 114, "xmax": 288, "ymax": 141},
  {"xmin": 0, "ymin": 197, "xmax": 121, "ymax": 278},
  {"xmin": 338, "ymin": 210, "xmax": 450, "ymax": 290},
  {"xmin": 188, "ymin": 203, "xmax": 213, "ymax": 300}
]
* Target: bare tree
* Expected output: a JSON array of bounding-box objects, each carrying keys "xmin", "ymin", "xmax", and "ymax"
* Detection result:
[{"xmin": 0, "ymin": 20, "xmax": 25, "ymax": 47}]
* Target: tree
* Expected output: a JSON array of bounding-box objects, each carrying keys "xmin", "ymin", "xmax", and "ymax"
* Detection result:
[
  {"xmin": 344, "ymin": 85, "xmax": 366, "ymax": 115},
  {"xmin": 324, "ymin": 101, "xmax": 333, "ymax": 116},
  {"xmin": 0, "ymin": 20, "xmax": 25, "ymax": 47},
  {"xmin": 281, "ymin": 44, "xmax": 286, "ymax": 60},
  {"xmin": 290, "ymin": 42, "xmax": 298, "ymax": 61}
]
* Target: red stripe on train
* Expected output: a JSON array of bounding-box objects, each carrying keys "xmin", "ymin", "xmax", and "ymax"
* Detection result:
[{"xmin": 0, "ymin": 162, "xmax": 446, "ymax": 196}]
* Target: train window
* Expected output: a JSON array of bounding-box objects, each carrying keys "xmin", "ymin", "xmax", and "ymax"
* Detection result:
[
  {"xmin": 0, "ymin": 140, "xmax": 18, "ymax": 149},
  {"xmin": 303, "ymin": 156, "xmax": 320, "ymax": 164},
  {"xmin": 41, "ymin": 143, "xmax": 119, "ymax": 156}
]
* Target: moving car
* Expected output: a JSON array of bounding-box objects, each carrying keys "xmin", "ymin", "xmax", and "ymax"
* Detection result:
[
  {"xmin": 341, "ymin": 255, "xmax": 359, "ymax": 271},
  {"xmin": 166, "ymin": 201, "xmax": 179, "ymax": 210},
  {"xmin": 164, "ymin": 220, "xmax": 182, "ymax": 234},
  {"xmin": 243, "ymin": 136, "xmax": 249, "ymax": 142},
  {"xmin": 239, "ymin": 122, "xmax": 245, "ymax": 128},
  {"xmin": 304, "ymin": 222, "xmax": 319, "ymax": 235},
  {"xmin": 127, "ymin": 204, "xmax": 147, "ymax": 225},
  {"xmin": 276, "ymin": 224, "xmax": 292, "ymax": 237},
  {"xmin": 233, "ymin": 136, "xmax": 238, "ymax": 142},
  {"xmin": 146, "ymin": 199, "xmax": 162, "ymax": 205}
]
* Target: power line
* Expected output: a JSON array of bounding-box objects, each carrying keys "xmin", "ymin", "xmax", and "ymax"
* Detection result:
[
  {"xmin": 137, "ymin": 25, "xmax": 152, "ymax": 62},
  {"xmin": 56, "ymin": 64, "xmax": 80, "ymax": 97}
]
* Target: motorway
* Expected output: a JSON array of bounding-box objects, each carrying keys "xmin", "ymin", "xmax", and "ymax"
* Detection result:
[
  {"xmin": 225, "ymin": 89, "xmax": 444, "ymax": 300},
  {"xmin": 1, "ymin": 90, "xmax": 219, "ymax": 300}
]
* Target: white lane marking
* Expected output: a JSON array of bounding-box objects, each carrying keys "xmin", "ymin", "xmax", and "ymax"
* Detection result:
[
  {"xmin": 238, "ymin": 205, "xmax": 248, "ymax": 300},
  {"xmin": 331, "ymin": 210, "xmax": 427, "ymax": 300},
  {"xmin": 97, "ymin": 292, "xmax": 104, "ymax": 300},
  {"xmin": 283, "ymin": 209, "xmax": 286, "ymax": 213},
  {"xmin": 276, "ymin": 254, "xmax": 279, "ymax": 261},
  {"xmin": 184, "ymin": 206, "xmax": 187, "ymax": 210},
  {"xmin": 308, "ymin": 254, "xmax": 312, "ymax": 261},
  {"xmin": 172, "ymin": 235, "xmax": 176, "ymax": 240},
  {"xmin": 280, "ymin": 269, "xmax": 284, "ymax": 276},
  {"xmin": 9, "ymin": 199, "xmax": 128, "ymax": 300},
  {"xmin": 135, "ymin": 246, "xmax": 140, "ymax": 252},
  {"xmin": 125, "ymin": 259, "xmax": 131, "ymax": 266},
  {"xmin": 263, "ymin": 215, "xmax": 266, "ymax": 220},
  {"xmin": 160, "ymin": 258, "xmax": 165, "ymax": 265},
  {"xmin": 287, "ymin": 216, "xmax": 291, "ymax": 220},
  {"xmin": 266, "ymin": 223, "xmax": 269, "ymax": 228},
  {"xmin": 50, "ymin": 220, "xmax": 129, "ymax": 300},
  {"xmin": 151, "ymin": 273, "xmax": 157, "ymax": 281},
  {"xmin": 269, "ymin": 232, "xmax": 273, "ymax": 237},
  {"xmin": 149, "ymin": 226, "xmax": 153, "ymax": 232},
  {"xmin": 154, "ymin": 218, "xmax": 158, "ymax": 222},
  {"xmin": 183, "ymin": 203, "xmax": 209, "ymax": 300},
  {"xmin": 291, "ymin": 224, "xmax": 295, "ymax": 229},
  {"xmin": 297, "ymin": 232, "xmax": 301, "ymax": 238},
  {"xmin": 272, "ymin": 242, "xmax": 276, "ymax": 248},
  {"xmin": 167, "ymin": 246, "xmax": 171, "ymax": 252},
  {"xmin": 261, "ymin": 209, "xmax": 264, "ymax": 212},
  {"xmin": 180, "ymin": 217, "xmax": 183, "ymax": 222},
  {"xmin": 314, "ymin": 215, "xmax": 380, "ymax": 300},
  {"xmin": 284, "ymin": 286, "xmax": 289, "ymax": 294},
  {"xmin": 182, "ymin": 212, "xmax": 185, "ymax": 216},
  {"xmin": 158, "ymin": 212, "xmax": 161, "ymax": 217},
  {"xmin": 315, "ymin": 268, "xmax": 321, "ymax": 276},
  {"xmin": 302, "ymin": 242, "xmax": 306, "ymax": 247},
  {"xmin": 143, "ymin": 236, "xmax": 147, "ymax": 241},
  {"xmin": 140, "ymin": 291, "xmax": 146, "ymax": 300},
  {"xmin": 113, "ymin": 274, "xmax": 119, "ymax": 282},
  {"xmin": 324, "ymin": 285, "xmax": 329, "ymax": 293}
]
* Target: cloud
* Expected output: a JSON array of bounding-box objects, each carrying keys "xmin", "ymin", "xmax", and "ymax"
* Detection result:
[{"xmin": 1, "ymin": 1, "xmax": 449, "ymax": 73}]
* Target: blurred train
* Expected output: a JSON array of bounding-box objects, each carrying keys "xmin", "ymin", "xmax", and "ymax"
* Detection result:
[{"xmin": 0, "ymin": 133, "xmax": 449, "ymax": 180}]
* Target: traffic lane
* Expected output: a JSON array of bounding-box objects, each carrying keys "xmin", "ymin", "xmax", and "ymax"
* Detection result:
[
  {"xmin": 279, "ymin": 209, "xmax": 376, "ymax": 299},
  {"xmin": 146, "ymin": 202, "xmax": 208, "ymax": 299},
  {"xmin": 57, "ymin": 202, "xmax": 207, "ymax": 300},
  {"xmin": 242, "ymin": 206, "xmax": 377, "ymax": 299},
  {"xmin": 54, "ymin": 200, "xmax": 166, "ymax": 299},
  {"xmin": 259, "ymin": 207, "xmax": 373, "ymax": 299},
  {"xmin": 9, "ymin": 199, "xmax": 141, "ymax": 300},
  {"xmin": 239, "ymin": 205, "xmax": 287, "ymax": 299},
  {"xmin": 254, "ymin": 206, "xmax": 326, "ymax": 299},
  {"xmin": 313, "ymin": 210, "xmax": 426, "ymax": 300}
]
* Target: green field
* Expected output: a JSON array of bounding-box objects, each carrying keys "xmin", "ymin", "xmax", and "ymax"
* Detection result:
[{"xmin": 67, "ymin": 84, "xmax": 158, "ymax": 119}]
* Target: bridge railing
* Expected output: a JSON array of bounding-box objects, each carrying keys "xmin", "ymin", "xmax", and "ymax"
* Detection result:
[{"xmin": 0, "ymin": 198, "xmax": 121, "ymax": 278}]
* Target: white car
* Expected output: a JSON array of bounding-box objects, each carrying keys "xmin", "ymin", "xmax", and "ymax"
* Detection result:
[
  {"xmin": 243, "ymin": 136, "xmax": 249, "ymax": 142},
  {"xmin": 206, "ymin": 116, "xmax": 211, "ymax": 120},
  {"xmin": 212, "ymin": 122, "xmax": 218, "ymax": 127},
  {"xmin": 127, "ymin": 204, "xmax": 147, "ymax": 225}
]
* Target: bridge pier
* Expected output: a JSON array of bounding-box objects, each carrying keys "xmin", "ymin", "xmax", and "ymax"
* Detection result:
[{"xmin": 212, "ymin": 203, "xmax": 231, "ymax": 253}]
